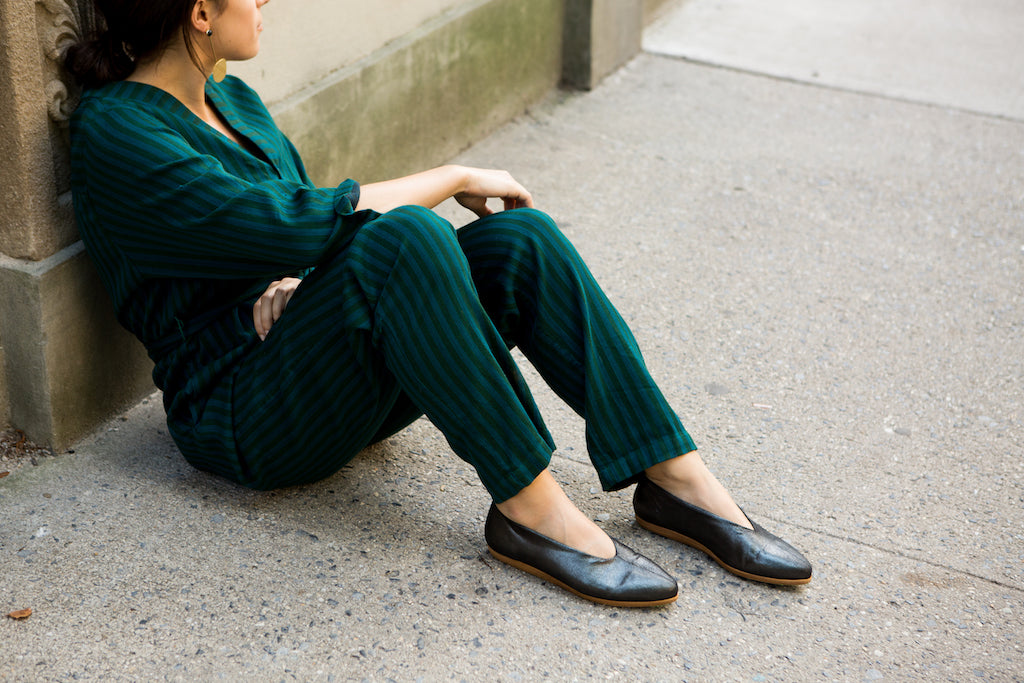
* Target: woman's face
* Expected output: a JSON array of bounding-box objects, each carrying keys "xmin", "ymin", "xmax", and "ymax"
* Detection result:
[{"xmin": 208, "ymin": 0, "xmax": 269, "ymax": 62}]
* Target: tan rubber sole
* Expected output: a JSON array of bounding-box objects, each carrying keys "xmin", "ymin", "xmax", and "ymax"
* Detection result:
[
  {"xmin": 487, "ymin": 546, "xmax": 679, "ymax": 608},
  {"xmin": 635, "ymin": 516, "xmax": 812, "ymax": 586}
]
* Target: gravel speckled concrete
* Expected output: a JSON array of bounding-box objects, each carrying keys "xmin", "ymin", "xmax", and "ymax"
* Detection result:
[{"xmin": 3, "ymin": 1, "xmax": 1023, "ymax": 680}]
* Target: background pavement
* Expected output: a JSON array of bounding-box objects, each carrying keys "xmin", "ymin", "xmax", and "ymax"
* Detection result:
[{"xmin": 3, "ymin": 0, "xmax": 1022, "ymax": 680}]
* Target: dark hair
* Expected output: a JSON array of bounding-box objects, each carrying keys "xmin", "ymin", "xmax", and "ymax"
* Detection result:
[{"xmin": 64, "ymin": 0, "xmax": 221, "ymax": 88}]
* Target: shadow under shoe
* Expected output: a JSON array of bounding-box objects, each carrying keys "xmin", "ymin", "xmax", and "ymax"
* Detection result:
[
  {"xmin": 485, "ymin": 504, "xmax": 679, "ymax": 607},
  {"xmin": 633, "ymin": 474, "xmax": 812, "ymax": 586}
]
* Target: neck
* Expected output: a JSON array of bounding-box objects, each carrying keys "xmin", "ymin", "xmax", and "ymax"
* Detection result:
[{"xmin": 128, "ymin": 39, "xmax": 213, "ymax": 114}]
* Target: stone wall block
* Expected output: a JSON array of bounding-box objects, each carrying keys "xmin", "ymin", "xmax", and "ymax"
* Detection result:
[
  {"xmin": 0, "ymin": 0, "xmax": 62, "ymax": 260},
  {"xmin": 0, "ymin": 0, "xmax": 89, "ymax": 260},
  {"xmin": 563, "ymin": 0, "xmax": 643, "ymax": 90},
  {"xmin": 0, "ymin": 247, "xmax": 154, "ymax": 449}
]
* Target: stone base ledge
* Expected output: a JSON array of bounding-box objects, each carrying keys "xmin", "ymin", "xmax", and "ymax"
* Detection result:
[{"xmin": 0, "ymin": 244, "xmax": 153, "ymax": 450}]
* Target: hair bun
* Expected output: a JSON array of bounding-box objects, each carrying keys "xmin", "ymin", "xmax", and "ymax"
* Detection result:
[{"xmin": 64, "ymin": 29, "xmax": 135, "ymax": 88}]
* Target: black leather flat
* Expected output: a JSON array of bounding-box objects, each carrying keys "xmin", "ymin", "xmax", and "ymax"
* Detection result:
[
  {"xmin": 633, "ymin": 474, "xmax": 812, "ymax": 586},
  {"xmin": 485, "ymin": 505, "xmax": 679, "ymax": 607}
]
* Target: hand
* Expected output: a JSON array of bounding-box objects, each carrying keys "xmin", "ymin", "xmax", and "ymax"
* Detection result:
[
  {"xmin": 454, "ymin": 167, "xmax": 534, "ymax": 218},
  {"xmin": 253, "ymin": 277, "xmax": 301, "ymax": 341}
]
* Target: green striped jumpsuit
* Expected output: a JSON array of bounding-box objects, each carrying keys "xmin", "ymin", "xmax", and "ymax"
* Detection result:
[{"xmin": 69, "ymin": 77, "xmax": 696, "ymax": 502}]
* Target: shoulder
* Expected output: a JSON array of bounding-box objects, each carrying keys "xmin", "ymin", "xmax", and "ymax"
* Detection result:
[
  {"xmin": 69, "ymin": 83, "xmax": 204, "ymax": 179},
  {"xmin": 73, "ymin": 83, "xmax": 134, "ymax": 123},
  {"xmin": 71, "ymin": 81, "xmax": 180, "ymax": 139}
]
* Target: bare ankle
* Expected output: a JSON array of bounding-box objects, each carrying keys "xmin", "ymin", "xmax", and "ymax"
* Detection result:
[
  {"xmin": 496, "ymin": 469, "xmax": 616, "ymax": 558},
  {"xmin": 644, "ymin": 453, "xmax": 753, "ymax": 530}
]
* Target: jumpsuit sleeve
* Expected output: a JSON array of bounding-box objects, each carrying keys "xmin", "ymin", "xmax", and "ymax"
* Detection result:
[{"xmin": 73, "ymin": 100, "xmax": 367, "ymax": 281}]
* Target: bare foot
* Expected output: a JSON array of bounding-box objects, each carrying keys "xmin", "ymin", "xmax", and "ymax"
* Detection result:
[
  {"xmin": 496, "ymin": 469, "xmax": 616, "ymax": 559},
  {"xmin": 645, "ymin": 452, "xmax": 753, "ymax": 530}
]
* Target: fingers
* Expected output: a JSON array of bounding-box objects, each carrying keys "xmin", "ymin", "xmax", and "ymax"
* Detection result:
[
  {"xmin": 253, "ymin": 278, "xmax": 300, "ymax": 341},
  {"xmin": 272, "ymin": 288, "xmax": 290, "ymax": 322},
  {"xmin": 455, "ymin": 193, "xmax": 494, "ymax": 218},
  {"xmin": 495, "ymin": 174, "xmax": 532, "ymax": 210},
  {"xmin": 461, "ymin": 168, "xmax": 535, "ymax": 213},
  {"xmin": 253, "ymin": 294, "xmax": 274, "ymax": 341},
  {"xmin": 503, "ymin": 194, "xmax": 534, "ymax": 211}
]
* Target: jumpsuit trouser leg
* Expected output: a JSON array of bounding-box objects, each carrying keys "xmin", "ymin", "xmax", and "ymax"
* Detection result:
[{"xmin": 231, "ymin": 206, "xmax": 695, "ymax": 499}]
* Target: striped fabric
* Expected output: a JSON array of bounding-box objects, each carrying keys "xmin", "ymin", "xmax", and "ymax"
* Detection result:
[{"xmin": 69, "ymin": 77, "xmax": 695, "ymax": 500}]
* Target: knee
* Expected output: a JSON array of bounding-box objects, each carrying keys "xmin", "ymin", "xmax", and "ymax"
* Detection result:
[
  {"xmin": 516, "ymin": 210, "xmax": 578, "ymax": 257},
  {"xmin": 483, "ymin": 209, "xmax": 580, "ymax": 265},
  {"xmin": 467, "ymin": 208, "xmax": 568, "ymax": 251},
  {"xmin": 506, "ymin": 207, "xmax": 562, "ymax": 240},
  {"xmin": 362, "ymin": 205, "xmax": 459, "ymax": 256}
]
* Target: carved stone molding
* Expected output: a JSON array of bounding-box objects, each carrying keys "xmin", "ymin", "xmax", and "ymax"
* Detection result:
[{"xmin": 36, "ymin": 0, "xmax": 97, "ymax": 125}]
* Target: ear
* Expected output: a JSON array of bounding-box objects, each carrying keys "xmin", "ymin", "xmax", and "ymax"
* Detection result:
[{"xmin": 190, "ymin": 0, "xmax": 213, "ymax": 34}]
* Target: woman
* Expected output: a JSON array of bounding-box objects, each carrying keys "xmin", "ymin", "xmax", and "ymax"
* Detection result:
[{"xmin": 65, "ymin": 0, "xmax": 811, "ymax": 607}]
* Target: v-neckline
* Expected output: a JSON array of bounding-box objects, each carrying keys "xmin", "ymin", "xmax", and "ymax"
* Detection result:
[{"xmin": 205, "ymin": 93, "xmax": 274, "ymax": 168}]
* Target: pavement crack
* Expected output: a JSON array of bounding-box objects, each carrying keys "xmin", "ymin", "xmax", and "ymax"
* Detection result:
[{"xmin": 761, "ymin": 515, "xmax": 1024, "ymax": 594}]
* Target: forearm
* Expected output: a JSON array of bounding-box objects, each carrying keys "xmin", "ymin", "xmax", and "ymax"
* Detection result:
[{"xmin": 356, "ymin": 165, "xmax": 469, "ymax": 213}]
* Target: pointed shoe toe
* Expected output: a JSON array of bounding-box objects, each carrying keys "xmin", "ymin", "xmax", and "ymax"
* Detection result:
[
  {"xmin": 485, "ymin": 505, "xmax": 678, "ymax": 607},
  {"xmin": 633, "ymin": 475, "xmax": 812, "ymax": 586}
]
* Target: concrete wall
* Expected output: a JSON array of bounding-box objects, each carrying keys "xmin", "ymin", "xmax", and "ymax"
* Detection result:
[
  {"xmin": 563, "ymin": 0, "xmax": 670, "ymax": 90},
  {"xmin": 233, "ymin": 0, "xmax": 466, "ymax": 106},
  {"xmin": 0, "ymin": 0, "xmax": 654, "ymax": 449},
  {"xmin": 270, "ymin": 0, "xmax": 565, "ymax": 184}
]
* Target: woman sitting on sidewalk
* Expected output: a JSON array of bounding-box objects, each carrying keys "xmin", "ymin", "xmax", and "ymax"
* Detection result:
[{"xmin": 64, "ymin": 0, "xmax": 811, "ymax": 607}]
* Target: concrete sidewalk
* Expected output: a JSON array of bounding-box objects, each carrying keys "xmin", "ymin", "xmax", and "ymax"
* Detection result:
[{"xmin": 3, "ymin": 1, "xmax": 1022, "ymax": 680}]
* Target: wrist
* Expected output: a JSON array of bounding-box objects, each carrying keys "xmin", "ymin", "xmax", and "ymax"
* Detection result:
[{"xmin": 445, "ymin": 164, "xmax": 471, "ymax": 195}]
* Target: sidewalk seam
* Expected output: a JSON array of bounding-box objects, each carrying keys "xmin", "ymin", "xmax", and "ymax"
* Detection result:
[{"xmin": 642, "ymin": 51, "xmax": 1024, "ymax": 125}]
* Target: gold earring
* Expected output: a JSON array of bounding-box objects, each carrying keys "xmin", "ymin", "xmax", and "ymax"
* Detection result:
[{"xmin": 206, "ymin": 28, "xmax": 227, "ymax": 82}]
